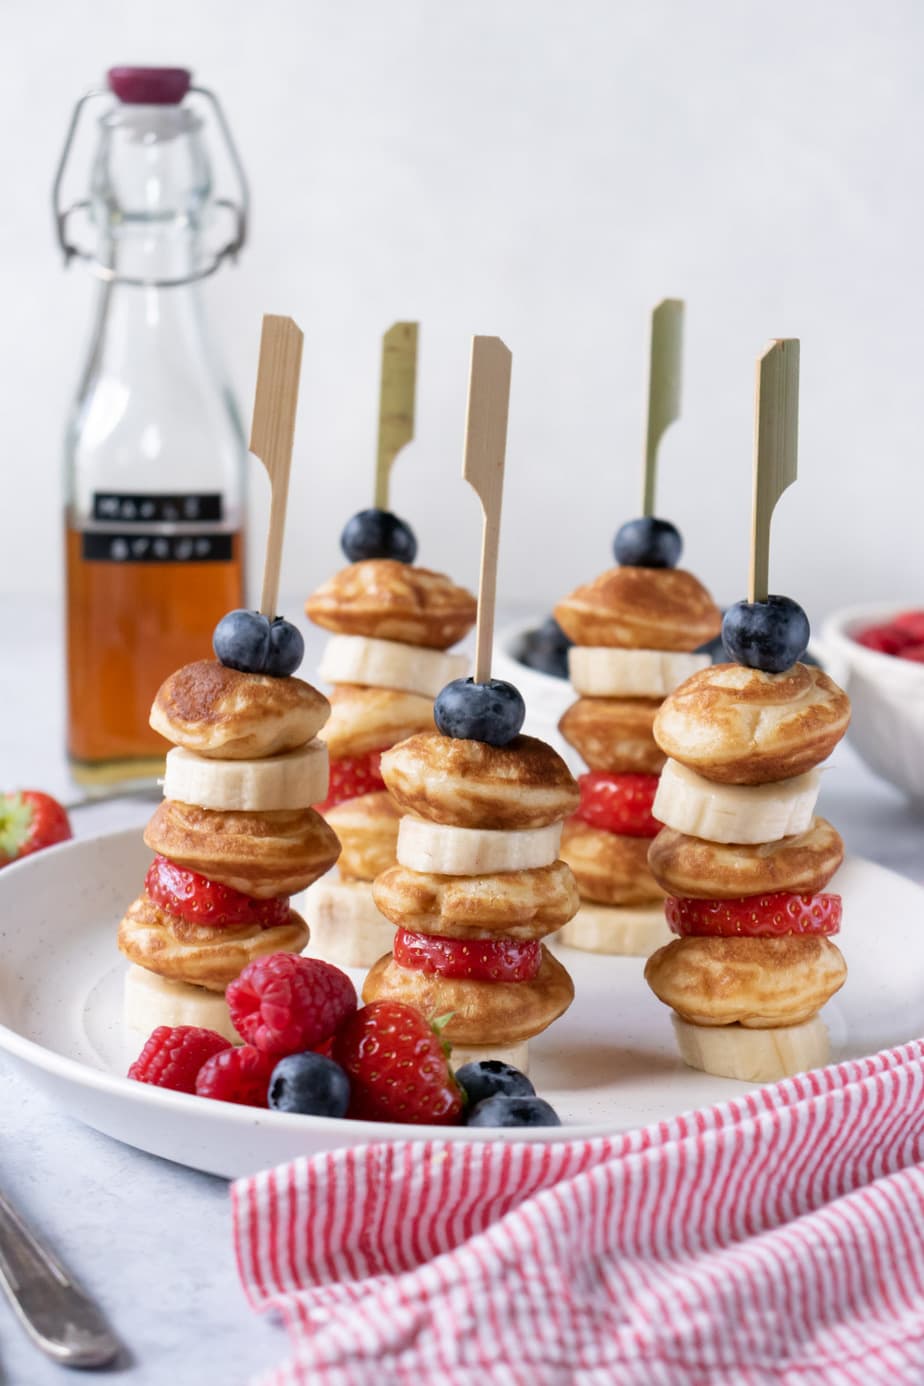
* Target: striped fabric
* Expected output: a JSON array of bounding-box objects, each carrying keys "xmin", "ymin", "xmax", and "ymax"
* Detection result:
[{"xmin": 233, "ymin": 1038, "xmax": 924, "ymax": 1385}]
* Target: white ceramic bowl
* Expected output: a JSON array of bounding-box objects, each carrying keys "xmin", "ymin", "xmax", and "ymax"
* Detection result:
[{"xmin": 820, "ymin": 603, "xmax": 924, "ymax": 803}]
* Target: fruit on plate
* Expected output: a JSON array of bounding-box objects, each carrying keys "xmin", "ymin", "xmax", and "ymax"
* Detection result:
[
  {"xmin": 332, "ymin": 1000, "xmax": 464, "ymax": 1125},
  {"xmin": 466, "ymin": 1094, "xmax": 562, "ymax": 1128},
  {"xmin": 226, "ymin": 953, "xmax": 357, "ymax": 1056},
  {"xmin": 195, "ymin": 1044, "xmax": 278, "ymax": 1107},
  {"xmin": 267, "ymin": 1052, "xmax": 351, "ymax": 1117},
  {"xmin": 127, "ymin": 1025, "xmax": 231, "ymax": 1093},
  {"xmin": 0, "ymin": 790, "xmax": 72, "ymax": 867},
  {"xmin": 855, "ymin": 610, "xmax": 924, "ymax": 661},
  {"xmin": 454, "ymin": 1058, "xmax": 536, "ymax": 1106}
]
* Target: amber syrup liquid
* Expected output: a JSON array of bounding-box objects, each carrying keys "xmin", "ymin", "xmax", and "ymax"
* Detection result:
[{"xmin": 65, "ymin": 524, "xmax": 244, "ymax": 788}]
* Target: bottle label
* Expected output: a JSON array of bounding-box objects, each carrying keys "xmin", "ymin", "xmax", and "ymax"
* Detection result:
[{"xmin": 82, "ymin": 492, "xmax": 233, "ymax": 563}]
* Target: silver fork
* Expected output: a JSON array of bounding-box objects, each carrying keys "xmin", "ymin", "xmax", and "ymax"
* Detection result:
[{"xmin": 0, "ymin": 1189, "xmax": 121, "ymax": 1368}]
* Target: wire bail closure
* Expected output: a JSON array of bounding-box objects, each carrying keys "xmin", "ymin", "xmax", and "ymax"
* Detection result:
[{"xmin": 51, "ymin": 85, "xmax": 249, "ymax": 289}]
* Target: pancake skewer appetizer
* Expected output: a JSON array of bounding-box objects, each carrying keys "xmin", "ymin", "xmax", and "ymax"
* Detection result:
[
  {"xmin": 303, "ymin": 324, "xmax": 477, "ymax": 967},
  {"xmin": 554, "ymin": 301, "xmax": 722, "ymax": 956},
  {"xmin": 119, "ymin": 317, "xmax": 340, "ymax": 1042},
  {"xmin": 365, "ymin": 337, "xmax": 580, "ymax": 1070},
  {"xmin": 645, "ymin": 339, "xmax": 851, "ymax": 1081}
]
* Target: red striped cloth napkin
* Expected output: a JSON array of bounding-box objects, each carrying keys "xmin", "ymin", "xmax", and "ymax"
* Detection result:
[{"xmin": 233, "ymin": 1037, "xmax": 924, "ymax": 1385}]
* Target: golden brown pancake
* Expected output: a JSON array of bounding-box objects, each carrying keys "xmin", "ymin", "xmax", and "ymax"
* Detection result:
[
  {"xmin": 325, "ymin": 791, "xmax": 401, "ymax": 882},
  {"xmin": 648, "ymin": 818, "xmax": 844, "ymax": 899},
  {"xmin": 321, "ymin": 684, "xmax": 435, "ymax": 760},
  {"xmin": 560, "ymin": 818, "xmax": 665, "ymax": 905},
  {"xmin": 558, "ymin": 697, "xmax": 665, "ymax": 774},
  {"xmin": 555, "ymin": 566, "xmax": 721, "ymax": 652},
  {"xmin": 306, "ymin": 560, "xmax": 477, "ymax": 650},
  {"xmin": 144, "ymin": 800, "xmax": 340, "ymax": 897},
  {"xmin": 380, "ymin": 732, "xmax": 579, "ymax": 831},
  {"xmin": 149, "ymin": 660, "xmax": 329, "ymax": 760},
  {"xmin": 363, "ymin": 948, "xmax": 574, "ymax": 1044},
  {"xmin": 372, "ymin": 860, "xmax": 579, "ymax": 939},
  {"xmin": 653, "ymin": 663, "xmax": 851, "ymax": 785},
  {"xmin": 645, "ymin": 935, "xmax": 846, "ymax": 1027},
  {"xmin": 118, "ymin": 894, "xmax": 308, "ymax": 991}
]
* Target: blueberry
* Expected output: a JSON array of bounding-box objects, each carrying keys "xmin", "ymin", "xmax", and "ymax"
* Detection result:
[
  {"xmin": 264, "ymin": 617, "xmax": 304, "ymax": 677},
  {"xmin": 721, "ymin": 595, "xmax": 810, "ymax": 674},
  {"xmin": 455, "ymin": 1060, "xmax": 535, "ymax": 1107},
  {"xmin": 341, "ymin": 508, "xmax": 418, "ymax": 564},
  {"xmin": 434, "ymin": 678, "xmax": 526, "ymax": 746},
  {"xmin": 518, "ymin": 616, "xmax": 572, "ymax": 680},
  {"xmin": 613, "ymin": 517, "xmax": 683, "ymax": 568},
  {"xmin": 213, "ymin": 609, "xmax": 271, "ymax": 674},
  {"xmin": 466, "ymin": 1095, "xmax": 561, "ymax": 1128},
  {"xmin": 267, "ymin": 1052, "xmax": 350, "ymax": 1118}
]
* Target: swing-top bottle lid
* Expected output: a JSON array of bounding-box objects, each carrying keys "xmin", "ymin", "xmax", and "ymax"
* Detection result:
[{"xmin": 107, "ymin": 67, "xmax": 191, "ymax": 105}]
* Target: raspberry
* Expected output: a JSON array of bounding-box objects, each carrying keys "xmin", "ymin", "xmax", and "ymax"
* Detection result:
[
  {"xmin": 194, "ymin": 1045, "xmax": 277, "ymax": 1106},
  {"xmin": 316, "ymin": 749, "xmax": 386, "ymax": 812},
  {"xmin": 333, "ymin": 1001, "xmax": 463, "ymax": 1125},
  {"xmin": 855, "ymin": 624, "xmax": 908, "ymax": 656},
  {"xmin": 226, "ymin": 952, "xmax": 357, "ymax": 1056},
  {"xmin": 575, "ymin": 771, "xmax": 661, "ymax": 837},
  {"xmin": 145, "ymin": 855, "xmax": 290, "ymax": 929},
  {"xmin": 666, "ymin": 891, "xmax": 842, "ymax": 938},
  {"xmin": 127, "ymin": 1026, "xmax": 231, "ymax": 1093},
  {"xmin": 394, "ymin": 929, "xmax": 542, "ymax": 982}
]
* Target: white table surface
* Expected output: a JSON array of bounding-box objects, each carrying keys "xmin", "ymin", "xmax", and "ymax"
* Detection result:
[{"xmin": 1, "ymin": 597, "xmax": 922, "ymax": 1385}]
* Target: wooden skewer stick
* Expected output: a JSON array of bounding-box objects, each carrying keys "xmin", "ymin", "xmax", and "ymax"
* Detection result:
[
  {"xmin": 642, "ymin": 298, "xmax": 684, "ymax": 516},
  {"xmin": 749, "ymin": 338, "xmax": 800, "ymax": 604},
  {"xmin": 374, "ymin": 322, "xmax": 419, "ymax": 510},
  {"xmin": 462, "ymin": 336, "xmax": 513, "ymax": 684},
  {"xmin": 249, "ymin": 314, "xmax": 304, "ymax": 618}
]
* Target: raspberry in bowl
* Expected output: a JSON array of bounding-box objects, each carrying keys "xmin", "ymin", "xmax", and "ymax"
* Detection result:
[{"xmin": 820, "ymin": 603, "xmax": 924, "ymax": 802}]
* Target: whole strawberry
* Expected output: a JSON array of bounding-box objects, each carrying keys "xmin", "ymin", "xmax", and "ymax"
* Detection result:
[
  {"xmin": 333, "ymin": 1001, "xmax": 463, "ymax": 1125},
  {"xmin": 128, "ymin": 1026, "xmax": 231, "ymax": 1093},
  {"xmin": 0, "ymin": 791, "xmax": 72, "ymax": 866},
  {"xmin": 227, "ymin": 953, "xmax": 357, "ymax": 1056}
]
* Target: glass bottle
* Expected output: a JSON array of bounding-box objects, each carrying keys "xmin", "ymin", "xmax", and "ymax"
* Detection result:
[{"xmin": 54, "ymin": 67, "xmax": 249, "ymax": 789}]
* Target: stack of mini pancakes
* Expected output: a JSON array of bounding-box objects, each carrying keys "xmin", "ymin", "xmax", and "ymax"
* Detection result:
[
  {"xmin": 553, "ymin": 564, "xmax": 721, "ymax": 955},
  {"xmin": 303, "ymin": 558, "xmax": 476, "ymax": 966},
  {"xmin": 645, "ymin": 661, "xmax": 852, "ymax": 1081},
  {"xmin": 119, "ymin": 659, "xmax": 340, "ymax": 1041},
  {"xmin": 362, "ymin": 731, "xmax": 581, "ymax": 1069}
]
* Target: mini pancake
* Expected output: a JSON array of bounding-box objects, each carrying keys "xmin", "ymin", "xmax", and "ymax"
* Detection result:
[
  {"xmin": 306, "ymin": 560, "xmax": 477, "ymax": 650},
  {"xmin": 118, "ymin": 894, "xmax": 309, "ymax": 991},
  {"xmin": 558, "ymin": 697, "xmax": 664, "ymax": 774},
  {"xmin": 653, "ymin": 662, "xmax": 851, "ymax": 785},
  {"xmin": 372, "ymin": 860, "xmax": 580, "ymax": 939},
  {"xmin": 648, "ymin": 817, "xmax": 844, "ymax": 899},
  {"xmin": 325, "ymin": 790, "xmax": 401, "ymax": 882},
  {"xmin": 144, "ymin": 800, "xmax": 340, "ymax": 898},
  {"xmin": 363, "ymin": 948, "xmax": 574, "ymax": 1044},
  {"xmin": 644, "ymin": 935, "xmax": 846, "ymax": 1028},
  {"xmin": 321, "ymin": 684, "xmax": 435, "ymax": 760},
  {"xmin": 555, "ymin": 566, "xmax": 721, "ymax": 652},
  {"xmin": 381, "ymin": 732, "xmax": 579, "ymax": 830},
  {"xmin": 150, "ymin": 660, "xmax": 330, "ymax": 759},
  {"xmin": 560, "ymin": 818, "xmax": 665, "ymax": 906}
]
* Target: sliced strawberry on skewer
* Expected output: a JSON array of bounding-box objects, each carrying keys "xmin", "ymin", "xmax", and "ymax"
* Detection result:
[
  {"xmin": 666, "ymin": 891, "xmax": 842, "ymax": 938},
  {"xmin": 394, "ymin": 929, "xmax": 542, "ymax": 982},
  {"xmin": 574, "ymin": 771, "xmax": 661, "ymax": 838},
  {"xmin": 316, "ymin": 749, "xmax": 387, "ymax": 812}
]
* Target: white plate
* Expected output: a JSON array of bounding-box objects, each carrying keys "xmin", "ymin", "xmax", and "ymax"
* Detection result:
[{"xmin": 0, "ymin": 829, "xmax": 921, "ymax": 1179}]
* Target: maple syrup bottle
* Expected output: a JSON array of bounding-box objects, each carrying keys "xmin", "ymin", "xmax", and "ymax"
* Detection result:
[{"xmin": 55, "ymin": 68, "xmax": 248, "ymax": 788}]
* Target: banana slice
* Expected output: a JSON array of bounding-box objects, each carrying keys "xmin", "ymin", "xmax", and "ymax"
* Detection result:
[
  {"xmin": 653, "ymin": 759, "xmax": 821, "ymax": 844},
  {"xmin": 556, "ymin": 902, "xmax": 671, "ymax": 957},
  {"xmin": 319, "ymin": 635, "xmax": 468, "ymax": 699},
  {"xmin": 163, "ymin": 741, "xmax": 329, "ymax": 812},
  {"xmin": 672, "ymin": 1014, "xmax": 830, "ymax": 1082},
  {"xmin": 396, "ymin": 818, "xmax": 562, "ymax": 875},
  {"xmin": 568, "ymin": 647, "xmax": 710, "ymax": 698},
  {"xmin": 123, "ymin": 964, "xmax": 241, "ymax": 1045},
  {"xmin": 451, "ymin": 1041, "xmax": 529, "ymax": 1074},
  {"xmin": 300, "ymin": 877, "xmax": 395, "ymax": 969}
]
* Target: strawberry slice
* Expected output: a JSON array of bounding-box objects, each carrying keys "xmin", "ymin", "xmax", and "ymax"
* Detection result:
[
  {"xmin": 574, "ymin": 771, "xmax": 661, "ymax": 838},
  {"xmin": 316, "ymin": 749, "xmax": 386, "ymax": 812},
  {"xmin": 0, "ymin": 791, "xmax": 72, "ymax": 866},
  {"xmin": 145, "ymin": 855, "xmax": 290, "ymax": 929},
  {"xmin": 332, "ymin": 1000, "xmax": 463, "ymax": 1124},
  {"xmin": 666, "ymin": 891, "xmax": 842, "ymax": 938},
  {"xmin": 394, "ymin": 928, "xmax": 542, "ymax": 982}
]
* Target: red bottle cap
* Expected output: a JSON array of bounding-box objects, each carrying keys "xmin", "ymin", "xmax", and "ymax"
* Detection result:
[{"xmin": 107, "ymin": 67, "xmax": 191, "ymax": 105}]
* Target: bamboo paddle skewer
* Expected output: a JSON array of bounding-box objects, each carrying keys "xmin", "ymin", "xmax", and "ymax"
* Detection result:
[
  {"xmin": 642, "ymin": 298, "xmax": 684, "ymax": 517},
  {"xmin": 374, "ymin": 322, "xmax": 419, "ymax": 510},
  {"xmin": 748, "ymin": 339, "xmax": 800, "ymax": 604},
  {"xmin": 461, "ymin": 336, "xmax": 513, "ymax": 684},
  {"xmin": 249, "ymin": 314, "xmax": 304, "ymax": 618}
]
